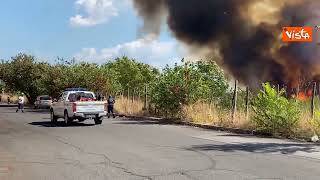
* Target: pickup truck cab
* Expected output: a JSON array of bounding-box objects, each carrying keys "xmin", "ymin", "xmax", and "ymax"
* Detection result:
[{"xmin": 50, "ymin": 88, "xmax": 107, "ymax": 126}]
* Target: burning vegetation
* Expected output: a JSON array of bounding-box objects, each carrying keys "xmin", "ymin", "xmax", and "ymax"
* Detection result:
[{"xmin": 133, "ymin": 0, "xmax": 320, "ymax": 91}]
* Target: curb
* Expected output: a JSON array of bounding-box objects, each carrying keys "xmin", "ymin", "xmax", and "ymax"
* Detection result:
[
  {"xmin": 120, "ymin": 114, "xmax": 311, "ymax": 143},
  {"xmin": 0, "ymin": 104, "xmax": 34, "ymax": 108},
  {"xmin": 0, "ymin": 104, "xmax": 18, "ymax": 107},
  {"xmin": 120, "ymin": 114, "xmax": 265, "ymax": 135},
  {"xmin": 119, "ymin": 114, "xmax": 264, "ymax": 136}
]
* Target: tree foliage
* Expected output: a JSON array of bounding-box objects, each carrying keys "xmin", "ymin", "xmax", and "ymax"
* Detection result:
[
  {"xmin": 0, "ymin": 54, "xmax": 49, "ymax": 102},
  {"xmin": 150, "ymin": 61, "xmax": 229, "ymax": 117},
  {"xmin": 0, "ymin": 54, "xmax": 159, "ymax": 103},
  {"xmin": 252, "ymin": 83, "xmax": 301, "ymax": 137},
  {"xmin": 0, "ymin": 54, "xmax": 229, "ymax": 116},
  {"xmin": 102, "ymin": 56, "xmax": 159, "ymax": 95}
]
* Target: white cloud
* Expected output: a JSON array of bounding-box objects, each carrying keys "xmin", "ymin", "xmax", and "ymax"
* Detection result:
[
  {"xmin": 74, "ymin": 35, "xmax": 181, "ymax": 67},
  {"xmin": 70, "ymin": 0, "xmax": 118, "ymax": 27}
]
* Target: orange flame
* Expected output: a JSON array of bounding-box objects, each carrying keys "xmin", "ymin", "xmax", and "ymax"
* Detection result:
[
  {"xmin": 296, "ymin": 90, "xmax": 313, "ymax": 101},
  {"xmin": 307, "ymin": 89, "xmax": 313, "ymax": 97},
  {"xmin": 297, "ymin": 92, "xmax": 308, "ymax": 101}
]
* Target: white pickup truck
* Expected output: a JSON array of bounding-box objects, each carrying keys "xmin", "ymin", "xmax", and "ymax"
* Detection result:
[{"xmin": 50, "ymin": 89, "xmax": 107, "ymax": 126}]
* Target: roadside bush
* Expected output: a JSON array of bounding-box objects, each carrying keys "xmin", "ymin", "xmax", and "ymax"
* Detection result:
[
  {"xmin": 252, "ymin": 83, "xmax": 301, "ymax": 137},
  {"xmin": 150, "ymin": 64, "xmax": 187, "ymax": 117},
  {"xmin": 309, "ymin": 111, "xmax": 320, "ymax": 135},
  {"xmin": 150, "ymin": 61, "xmax": 229, "ymax": 118}
]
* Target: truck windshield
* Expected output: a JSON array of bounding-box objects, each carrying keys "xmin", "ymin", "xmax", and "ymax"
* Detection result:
[
  {"xmin": 40, "ymin": 96, "xmax": 51, "ymax": 100},
  {"xmin": 69, "ymin": 92, "xmax": 94, "ymax": 102}
]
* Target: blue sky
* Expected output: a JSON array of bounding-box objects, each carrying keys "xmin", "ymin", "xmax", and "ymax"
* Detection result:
[{"xmin": 0, "ymin": 0, "xmax": 181, "ymax": 67}]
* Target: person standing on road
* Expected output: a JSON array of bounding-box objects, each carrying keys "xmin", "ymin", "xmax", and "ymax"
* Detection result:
[
  {"xmin": 107, "ymin": 95, "xmax": 116, "ymax": 118},
  {"xmin": 16, "ymin": 94, "xmax": 25, "ymax": 113},
  {"xmin": 97, "ymin": 93, "xmax": 102, "ymax": 101}
]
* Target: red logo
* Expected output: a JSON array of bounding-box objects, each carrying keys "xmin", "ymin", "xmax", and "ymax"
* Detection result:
[{"xmin": 282, "ymin": 27, "xmax": 313, "ymax": 42}]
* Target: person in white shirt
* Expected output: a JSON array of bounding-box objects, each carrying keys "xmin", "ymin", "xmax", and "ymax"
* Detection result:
[{"xmin": 16, "ymin": 93, "xmax": 25, "ymax": 113}]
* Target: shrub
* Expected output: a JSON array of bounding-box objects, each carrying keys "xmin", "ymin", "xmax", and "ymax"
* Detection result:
[
  {"xmin": 309, "ymin": 110, "xmax": 320, "ymax": 135},
  {"xmin": 149, "ymin": 65, "xmax": 187, "ymax": 117},
  {"xmin": 150, "ymin": 61, "xmax": 229, "ymax": 118},
  {"xmin": 252, "ymin": 83, "xmax": 301, "ymax": 137}
]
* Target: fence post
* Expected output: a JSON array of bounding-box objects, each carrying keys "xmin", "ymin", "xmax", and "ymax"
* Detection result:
[
  {"xmin": 232, "ymin": 80, "xmax": 238, "ymax": 120},
  {"xmin": 138, "ymin": 91, "xmax": 141, "ymax": 101},
  {"xmin": 144, "ymin": 84, "xmax": 148, "ymax": 110},
  {"xmin": 245, "ymin": 86, "xmax": 249, "ymax": 120},
  {"xmin": 311, "ymin": 82, "xmax": 316, "ymax": 119},
  {"xmin": 284, "ymin": 86, "xmax": 288, "ymax": 97},
  {"xmin": 318, "ymin": 83, "xmax": 320, "ymax": 102},
  {"xmin": 127, "ymin": 87, "xmax": 130, "ymax": 100}
]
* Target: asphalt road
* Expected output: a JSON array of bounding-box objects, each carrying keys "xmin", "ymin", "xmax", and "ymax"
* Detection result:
[{"xmin": 1, "ymin": 107, "xmax": 320, "ymax": 180}]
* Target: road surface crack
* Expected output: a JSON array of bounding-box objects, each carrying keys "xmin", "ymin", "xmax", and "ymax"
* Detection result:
[
  {"xmin": 4, "ymin": 122, "xmax": 152, "ymax": 180},
  {"xmin": 54, "ymin": 136, "xmax": 152, "ymax": 180},
  {"xmin": 142, "ymin": 144, "xmax": 217, "ymax": 180},
  {"xmin": 149, "ymin": 144, "xmax": 262, "ymax": 178}
]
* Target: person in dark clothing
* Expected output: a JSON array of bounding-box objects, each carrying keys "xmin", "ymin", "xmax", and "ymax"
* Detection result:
[
  {"xmin": 97, "ymin": 94, "xmax": 102, "ymax": 101},
  {"xmin": 107, "ymin": 95, "xmax": 116, "ymax": 118},
  {"xmin": 76, "ymin": 94, "xmax": 81, "ymax": 101},
  {"xmin": 7, "ymin": 96, "xmax": 10, "ymax": 104}
]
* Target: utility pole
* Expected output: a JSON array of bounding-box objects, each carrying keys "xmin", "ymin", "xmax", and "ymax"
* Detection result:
[
  {"xmin": 144, "ymin": 84, "xmax": 148, "ymax": 110},
  {"xmin": 245, "ymin": 86, "xmax": 250, "ymax": 120},
  {"xmin": 232, "ymin": 80, "xmax": 238, "ymax": 121},
  {"xmin": 311, "ymin": 82, "xmax": 316, "ymax": 119}
]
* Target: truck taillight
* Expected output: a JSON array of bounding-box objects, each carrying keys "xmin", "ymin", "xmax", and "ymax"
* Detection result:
[
  {"xmin": 104, "ymin": 103, "xmax": 108, "ymax": 111},
  {"xmin": 72, "ymin": 103, "xmax": 77, "ymax": 112}
]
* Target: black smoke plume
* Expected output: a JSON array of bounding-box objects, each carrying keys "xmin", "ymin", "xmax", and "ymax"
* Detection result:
[{"xmin": 133, "ymin": 0, "xmax": 320, "ymax": 88}]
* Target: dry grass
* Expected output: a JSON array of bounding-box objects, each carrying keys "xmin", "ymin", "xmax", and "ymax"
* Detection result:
[
  {"xmin": 0, "ymin": 93, "xmax": 30, "ymax": 104},
  {"xmin": 110, "ymin": 96, "xmax": 320, "ymax": 139},
  {"xmin": 182, "ymin": 102, "xmax": 218, "ymax": 125},
  {"xmin": 182, "ymin": 101, "xmax": 253, "ymax": 130},
  {"xmin": 182, "ymin": 101, "xmax": 320, "ymax": 138},
  {"xmin": 294, "ymin": 99, "xmax": 320, "ymax": 138},
  {"xmin": 115, "ymin": 96, "xmax": 145, "ymax": 116},
  {"xmin": 0, "ymin": 93, "xmax": 19, "ymax": 104},
  {"xmin": 295, "ymin": 110, "xmax": 320, "ymax": 138}
]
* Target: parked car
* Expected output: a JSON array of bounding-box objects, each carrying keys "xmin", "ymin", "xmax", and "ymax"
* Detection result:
[
  {"xmin": 50, "ymin": 88, "xmax": 107, "ymax": 126},
  {"xmin": 34, "ymin": 95, "xmax": 52, "ymax": 109}
]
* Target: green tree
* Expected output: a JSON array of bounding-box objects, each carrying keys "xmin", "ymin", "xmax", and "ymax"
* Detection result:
[
  {"xmin": 150, "ymin": 64, "xmax": 187, "ymax": 116},
  {"xmin": 0, "ymin": 54, "xmax": 49, "ymax": 103},
  {"xmin": 252, "ymin": 83, "xmax": 301, "ymax": 137},
  {"xmin": 150, "ymin": 60, "xmax": 229, "ymax": 117},
  {"xmin": 0, "ymin": 54, "xmax": 160, "ymax": 101},
  {"xmin": 102, "ymin": 56, "xmax": 159, "ymax": 95},
  {"xmin": 0, "ymin": 80, "xmax": 4, "ymax": 92}
]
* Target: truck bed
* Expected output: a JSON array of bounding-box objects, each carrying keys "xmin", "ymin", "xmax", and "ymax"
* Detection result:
[{"xmin": 74, "ymin": 101, "xmax": 106, "ymax": 113}]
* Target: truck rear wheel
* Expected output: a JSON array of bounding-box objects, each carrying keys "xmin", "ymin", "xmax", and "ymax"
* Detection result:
[
  {"xmin": 94, "ymin": 117, "xmax": 102, "ymax": 125},
  {"xmin": 50, "ymin": 110, "xmax": 58, "ymax": 124},
  {"xmin": 64, "ymin": 111, "xmax": 72, "ymax": 126}
]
